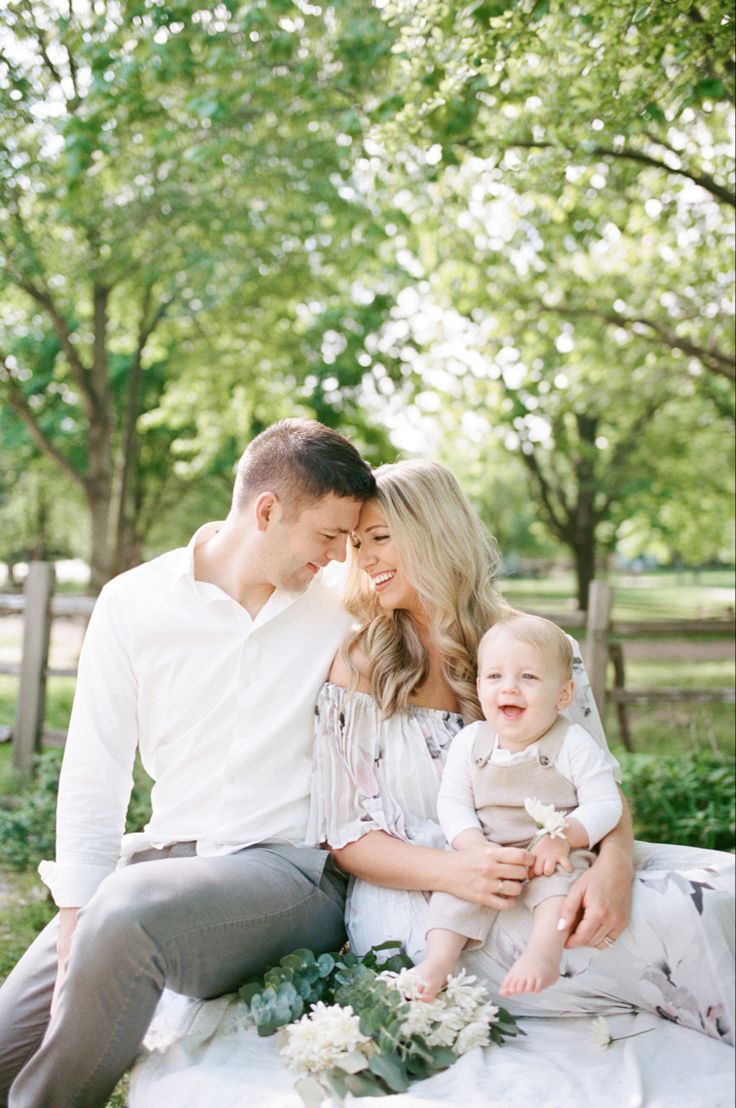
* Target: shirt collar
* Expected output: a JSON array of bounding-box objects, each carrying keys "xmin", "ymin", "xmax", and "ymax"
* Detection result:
[
  {"xmin": 171, "ymin": 521, "xmax": 223, "ymax": 588},
  {"xmin": 169, "ymin": 521, "xmax": 322, "ymax": 620}
]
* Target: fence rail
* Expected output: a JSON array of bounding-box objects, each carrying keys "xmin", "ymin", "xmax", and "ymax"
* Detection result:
[{"xmin": 1, "ymin": 568, "xmax": 734, "ymax": 774}]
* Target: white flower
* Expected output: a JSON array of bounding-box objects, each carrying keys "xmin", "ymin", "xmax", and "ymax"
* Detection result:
[
  {"xmin": 590, "ymin": 1015, "xmax": 654, "ymax": 1051},
  {"xmin": 280, "ymin": 1003, "xmax": 371, "ymax": 1074},
  {"xmin": 400, "ymin": 1002, "xmax": 435, "ymax": 1038},
  {"xmin": 590, "ymin": 1016, "xmax": 613, "ymax": 1049},
  {"xmin": 379, "ymin": 966, "xmax": 427, "ymax": 1001},
  {"xmin": 454, "ymin": 1020, "xmax": 491, "ymax": 1055},
  {"xmin": 424, "ymin": 1019, "xmax": 460, "ymax": 1048},
  {"xmin": 444, "ymin": 969, "xmax": 497, "ymax": 1015},
  {"xmin": 524, "ymin": 797, "xmax": 568, "ymax": 841}
]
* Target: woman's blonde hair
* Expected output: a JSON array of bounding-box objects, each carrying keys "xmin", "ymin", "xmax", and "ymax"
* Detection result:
[{"xmin": 343, "ymin": 459, "xmax": 507, "ymax": 721}]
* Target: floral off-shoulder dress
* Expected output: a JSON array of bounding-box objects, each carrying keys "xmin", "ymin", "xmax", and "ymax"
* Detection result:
[{"xmin": 308, "ymin": 662, "xmax": 734, "ymax": 1045}]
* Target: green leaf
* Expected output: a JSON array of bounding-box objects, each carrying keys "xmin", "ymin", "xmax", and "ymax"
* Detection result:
[
  {"xmin": 692, "ymin": 77, "xmax": 727, "ymax": 101},
  {"xmin": 294, "ymin": 1075, "xmax": 330, "ymax": 1108},
  {"xmin": 344, "ymin": 1072, "xmax": 389, "ymax": 1097},
  {"xmin": 428, "ymin": 1045, "xmax": 457, "ymax": 1070},
  {"xmin": 368, "ymin": 1053, "xmax": 410, "ymax": 1092},
  {"xmin": 316, "ymin": 952, "xmax": 336, "ymax": 977},
  {"xmin": 333, "ymin": 1050, "xmax": 370, "ymax": 1075},
  {"xmin": 238, "ymin": 981, "xmax": 262, "ymax": 1005}
]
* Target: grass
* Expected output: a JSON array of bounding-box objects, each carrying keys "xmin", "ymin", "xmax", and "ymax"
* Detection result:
[
  {"xmin": 0, "ymin": 868, "xmax": 55, "ymax": 979},
  {"xmin": 499, "ymin": 567, "xmax": 735, "ymax": 620}
]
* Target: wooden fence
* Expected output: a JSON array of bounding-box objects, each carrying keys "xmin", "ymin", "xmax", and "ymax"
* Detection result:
[{"xmin": 0, "ymin": 566, "xmax": 734, "ymax": 775}]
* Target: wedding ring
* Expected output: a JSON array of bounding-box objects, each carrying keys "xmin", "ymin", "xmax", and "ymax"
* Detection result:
[
  {"xmin": 603, "ymin": 936, "xmax": 616, "ymax": 946},
  {"xmin": 496, "ymin": 879, "xmax": 505, "ymax": 895}
]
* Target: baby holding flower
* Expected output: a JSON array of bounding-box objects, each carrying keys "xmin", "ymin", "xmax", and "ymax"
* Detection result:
[{"xmin": 414, "ymin": 611, "xmax": 622, "ymax": 1001}]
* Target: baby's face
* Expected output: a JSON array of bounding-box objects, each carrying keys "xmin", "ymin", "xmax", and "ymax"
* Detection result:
[{"xmin": 476, "ymin": 632, "xmax": 574, "ymax": 752}]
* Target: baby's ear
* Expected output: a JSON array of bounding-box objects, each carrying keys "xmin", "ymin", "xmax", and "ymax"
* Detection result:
[{"xmin": 557, "ymin": 678, "xmax": 575, "ymax": 708}]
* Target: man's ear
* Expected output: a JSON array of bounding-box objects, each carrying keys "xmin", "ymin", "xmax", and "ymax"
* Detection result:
[
  {"xmin": 557, "ymin": 678, "xmax": 575, "ymax": 709},
  {"xmin": 254, "ymin": 492, "xmax": 279, "ymax": 532}
]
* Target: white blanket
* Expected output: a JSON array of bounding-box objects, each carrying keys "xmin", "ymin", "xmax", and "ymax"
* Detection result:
[{"xmin": 130, "ymin": 991, "xmax": 735, "ymax": 1108}]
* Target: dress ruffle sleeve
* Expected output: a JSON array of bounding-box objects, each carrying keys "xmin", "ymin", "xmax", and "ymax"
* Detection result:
[
  {"xmin": 307, "ymin": 682, "xmax": 388, "ymax": 849},
  {"xmin": 306, "ymin": 682, "xmax": 462, "ymax": 852}
]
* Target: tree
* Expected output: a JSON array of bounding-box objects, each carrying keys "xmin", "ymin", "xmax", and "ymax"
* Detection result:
[
  {"xmin": 355, "ymin": 0, "xmax": 734, "ymax": 603},
  {"xmin": 0, "ymin": 0, "xmax": 399, "ymax": 588}
]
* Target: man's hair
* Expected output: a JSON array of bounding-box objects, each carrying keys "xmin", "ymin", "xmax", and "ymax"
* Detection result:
[
  {"xmin": 478, "ymin": 610, "xmax": 573, "ymax": 680},
  {"xmin": 232, "ymin": 418, "xmax": 375, "ymax": 512}
]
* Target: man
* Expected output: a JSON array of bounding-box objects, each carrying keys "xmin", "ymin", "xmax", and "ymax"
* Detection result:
[{"xmin": 0, "ymin": 419, "xmax": 376, "ymax": 1107}]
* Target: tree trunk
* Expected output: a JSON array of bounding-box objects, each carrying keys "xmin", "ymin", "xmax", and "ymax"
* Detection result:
[
  {"xmin": 87, "ymin": 485, "xmax": 112, "ymax": 593},
  {"xmin": 572, "ymin": 532, "xmax": 597, "ymax": 611}
]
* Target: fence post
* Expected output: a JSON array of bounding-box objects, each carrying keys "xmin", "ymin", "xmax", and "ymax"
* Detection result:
[
  {"xmin": 13, "ymin": 562, "xmax": 56, "ymax": 777},
  {"xmin": 584, "ymin": 580, "xmax": 613, "ymax": 717}
]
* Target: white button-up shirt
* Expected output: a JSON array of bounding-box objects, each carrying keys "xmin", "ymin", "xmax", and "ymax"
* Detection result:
[{"xmin": 39, "ymin": 524, "xmax": 353, "ymax": 907}]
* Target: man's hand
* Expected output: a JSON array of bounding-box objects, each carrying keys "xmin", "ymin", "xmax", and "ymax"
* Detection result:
[
  {"xmin": 559, "ymin": 849, "xmax": 633, "ymax": 949},
  {"xmin": 51, "ymin": 907, "xmax": 79, "ymax": 1016},
  {"xmin": 530, "ymin": 833, "xmax": 572, "ymax": 878}
]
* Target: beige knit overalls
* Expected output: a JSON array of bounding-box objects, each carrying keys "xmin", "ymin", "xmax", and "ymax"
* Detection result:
[{"xmin": 427, "ymin": 715, "xmax": 596, "ymax": 949}]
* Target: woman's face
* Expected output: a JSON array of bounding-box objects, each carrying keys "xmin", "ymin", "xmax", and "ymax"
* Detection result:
[{"xmin": 352, "ymin": 500, "xmax": 420, "ymax": 614}]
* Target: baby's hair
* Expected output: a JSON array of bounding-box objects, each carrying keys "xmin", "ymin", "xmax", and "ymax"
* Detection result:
[{"xmin": 478, "ymin": 610, "xmax": 573, "ymax": 680}]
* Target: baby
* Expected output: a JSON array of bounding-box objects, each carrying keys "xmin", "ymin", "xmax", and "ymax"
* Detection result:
[{"xmin": 415, "ymin": 611, "xmax": 622, "ymax": 1000}]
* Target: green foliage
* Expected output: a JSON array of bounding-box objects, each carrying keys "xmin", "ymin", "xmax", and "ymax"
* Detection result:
[
  {"xmin": 240, "ymin": 942, "xmax": 412, "ymax": 1036},
  {"xmin": 0, "ymin": 0, "xmax": 402, "ymax": 583},
  {"xmin": 619, "ymin": 751, "xmax": 735, "ymax": 852},
  {"xmin": 0, "ymin": 750, "xmax": 62, "ymax": 870},
  {"xmin": 239, "ymin": 943, "xmax": 521, "ymax": 1101},
  {"xmin": 364, "ymin": 0, "xmax": 734, "ymax": 602},
  {"xmin": 0, "ymin": 869, "xmax": 56, "ymax": 979},
  {"xmin": 0, "ymin": 749, "xmax": 152, "ymax": 871}
]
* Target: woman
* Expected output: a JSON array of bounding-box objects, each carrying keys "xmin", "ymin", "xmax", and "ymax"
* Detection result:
[
  {"xmin": 129, "ymin": 460, "xmax": 733, "ymax": 1107},
  {"xmin": 308, "ymin": 459, "xmax": 734, "ymax": 1040}
]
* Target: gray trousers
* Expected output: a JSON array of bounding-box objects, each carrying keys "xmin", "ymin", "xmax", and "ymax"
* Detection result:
[{"xmin": 0, "ymin": 842, "xmax": 346, "ymax": 1108}]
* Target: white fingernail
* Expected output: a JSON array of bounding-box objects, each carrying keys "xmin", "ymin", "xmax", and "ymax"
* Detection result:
[{"xmin": 557, "ymin": 918, "xmax": 567, "ymax": 931}]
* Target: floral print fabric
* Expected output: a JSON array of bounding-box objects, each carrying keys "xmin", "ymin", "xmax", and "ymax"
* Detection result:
[{"xmin": 308, "ymin": 680, "xmax": 734, "ymax": 1045}]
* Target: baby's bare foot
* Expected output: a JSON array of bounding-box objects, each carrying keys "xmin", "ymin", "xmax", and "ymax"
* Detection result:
[
  {"xmin": 499, "ymin": 949, "xmax": 561, "ymax": 997},
  {"xmin": 411, "ymin": 958, "xmax": 452, "ymax": 1002}
]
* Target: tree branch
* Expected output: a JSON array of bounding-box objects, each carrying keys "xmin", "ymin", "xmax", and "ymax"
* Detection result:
[
  {"xmin": 16, "ymin": 279, "xmax": 100, "ymax": 414},
  {"xmin": 20, "ymin": 0, "xmax": 65, "ymax": 88},
  {"xmin": 516, "ymin": 439, "xmax": 573, "ymax": 542},
  {"xmin": 487, "ymin": 138, "xmax": 735, "ymax": 208},
  {"xmin": 0, "ymin": 359, "xmax": 87, "ymax": 492},
  {"xmin": 539, "ymin": 301, "xmax": 735, "ymax": 382}
]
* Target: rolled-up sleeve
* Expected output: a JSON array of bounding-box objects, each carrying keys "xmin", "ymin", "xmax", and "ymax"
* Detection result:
[{"xmin": 38, "ymin": 581, "xmax": 139, "ymax": 907}]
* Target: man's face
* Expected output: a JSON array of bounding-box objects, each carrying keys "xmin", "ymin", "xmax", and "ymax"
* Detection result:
[{"xmin": 264, "ymin": 493, "xmax": 363, "ymax": 592}]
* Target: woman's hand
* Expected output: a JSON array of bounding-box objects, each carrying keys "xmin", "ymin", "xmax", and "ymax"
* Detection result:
[
  {"xmin": 332, "ymin": 830, "xmax": 530, "ymax": 910},
  {"xmin": 561, "ymin": 789, "xmax": 635, "ymax": 949},
  {"xmin": 445, "ymin": 841, "xmax": 532, "ymax": 910}
]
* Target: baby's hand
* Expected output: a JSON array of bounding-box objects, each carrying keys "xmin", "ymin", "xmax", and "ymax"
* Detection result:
[{"xmin": 530, "ymin": 834, "xmax": 572, "ymax": 878}]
